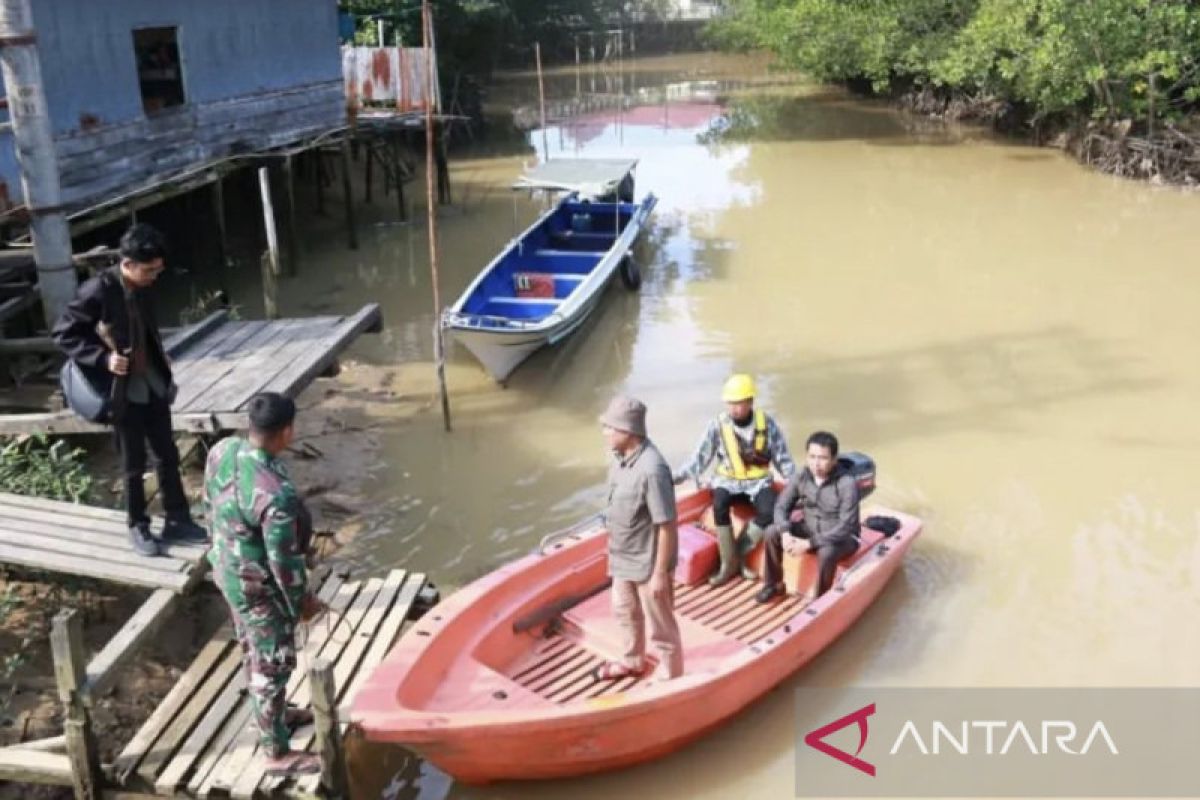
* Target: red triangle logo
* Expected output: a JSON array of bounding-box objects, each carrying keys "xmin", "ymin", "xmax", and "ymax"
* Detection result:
[{"xmin": 803, "ymin": 702, "xmax": 877, "ymax": 777}]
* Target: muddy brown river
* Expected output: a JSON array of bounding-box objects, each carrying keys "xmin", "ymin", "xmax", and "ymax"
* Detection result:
[{"xmin": 225, "ymin": 52, "xmax": 1199, "ymax": 798}]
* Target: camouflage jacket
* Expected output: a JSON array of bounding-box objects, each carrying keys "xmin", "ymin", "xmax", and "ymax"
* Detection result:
[{"xmin": 204, "ymin": 437, "xmax": 307, "ymax": 619}]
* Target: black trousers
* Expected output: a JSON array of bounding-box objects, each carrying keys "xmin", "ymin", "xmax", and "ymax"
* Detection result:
[
  {"xmin": 712, "ymin": 486, "xmax": 776, "ymax": 528},
  {"xmin": 763, "ymin": 522, "xmax": 859, "ymax": 596},
  {"xmin": 115, "ymin": 396, "xmax": 188, "ymax": 526}
]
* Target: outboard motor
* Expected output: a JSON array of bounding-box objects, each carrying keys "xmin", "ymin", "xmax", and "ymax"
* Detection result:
[{"xmin": 837, "ymin": 451, "xmax": 876, "ymax": 499}]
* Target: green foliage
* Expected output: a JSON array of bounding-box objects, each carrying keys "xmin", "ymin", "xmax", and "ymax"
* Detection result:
[
  {"xmin": 340, "ymin": 0, "xmax": 639, "ymax": 75},
  {"xmin": 0, "ymin": 434, "xmax": 92, "ymax": 503},
  {"xmin": 714, "ymin": 0, "xmax": 1200, "ymax": 129}
]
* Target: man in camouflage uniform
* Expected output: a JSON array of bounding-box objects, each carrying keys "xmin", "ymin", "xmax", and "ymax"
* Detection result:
[{"xmin": 204, "ymin": 392, "xmax": 320, "ymax": 776}]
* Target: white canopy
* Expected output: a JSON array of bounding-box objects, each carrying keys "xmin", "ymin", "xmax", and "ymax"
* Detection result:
[{"xmin": 513, "ymin": 158, "xmax": 638, "ymax": 198}]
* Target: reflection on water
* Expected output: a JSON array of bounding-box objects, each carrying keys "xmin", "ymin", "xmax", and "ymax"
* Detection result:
[{"xmin": 223, "ymin": 51, "xmax": 1200, "ymax": 798}]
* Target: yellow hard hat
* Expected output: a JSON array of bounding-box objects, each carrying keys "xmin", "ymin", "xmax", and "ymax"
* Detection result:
[{"xmin": 722, "ymin": 373, "xmax": 756, "ymax": 403}]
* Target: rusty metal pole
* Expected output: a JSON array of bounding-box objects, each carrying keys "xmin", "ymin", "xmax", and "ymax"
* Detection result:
[
  {"xmin": 424, "ymin": 0, "xmax": 451, "ymax": 432},
  {"xmin": 0, "ymin": 0, "xmax": 77, "ymax": 330}
]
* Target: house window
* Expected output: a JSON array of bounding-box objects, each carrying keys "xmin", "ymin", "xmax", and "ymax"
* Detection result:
[{"xmin": 133, "ymin": 27, "xmax": 185, "ymax": 114}]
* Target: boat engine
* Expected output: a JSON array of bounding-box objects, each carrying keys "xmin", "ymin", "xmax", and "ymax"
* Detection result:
[{"xmin": 838, "ymin": 451, "xmax": 876, "ymax": 498}]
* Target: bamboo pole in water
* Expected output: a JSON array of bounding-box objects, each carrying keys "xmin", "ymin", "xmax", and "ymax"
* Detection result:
[
  {"xmin": 535, "ymin": 42, "xmax": 549, "ymax": 161},
  {"xmin": 424, "ymin": 0, "xmax": 452, "ymax": 432}
]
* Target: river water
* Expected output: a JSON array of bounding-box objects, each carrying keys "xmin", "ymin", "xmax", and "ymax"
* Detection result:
[{"xmin": 235, "ymin": 52, "xmax": 1200, "ymax": 798}]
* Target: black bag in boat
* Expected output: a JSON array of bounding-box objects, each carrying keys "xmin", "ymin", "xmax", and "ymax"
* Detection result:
[{"xmin": 863, "ymin": 515, "xmax": 902, "ymax": 537}]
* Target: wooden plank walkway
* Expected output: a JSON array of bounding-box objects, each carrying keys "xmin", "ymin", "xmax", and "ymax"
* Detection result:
[
  {"xmin": 0, "ymin": 303, "xmax": 383, "ymax": 436},
  {"xmin": 0, "ymin": 492, "xmax": 208, "ymax": 592},
  {"xmin": 112, "ymin": 568, "xmax": 428, "ymax": 800}
]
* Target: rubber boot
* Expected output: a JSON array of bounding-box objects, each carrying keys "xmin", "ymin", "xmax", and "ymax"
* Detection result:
[
  {"xmin": 708, "ymin": 524, "xmax": 739, "ymax": 586},
  {"xmin": 738, "ymin": 523, "xmax": 766, "ymax": 581}
]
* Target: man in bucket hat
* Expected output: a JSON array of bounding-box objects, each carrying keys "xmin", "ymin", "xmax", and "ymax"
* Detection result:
[{"xmin": 594, "ymin": 394, "xmax": 683, "ymax": 681}]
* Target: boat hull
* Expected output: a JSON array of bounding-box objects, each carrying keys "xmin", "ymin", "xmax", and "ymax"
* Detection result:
[
  {"xmin": 443, "ymin": 191, "xmax": 657, "ymax": 382},
  {"xmin": 351, "ymin": 493, "xmax": 921, "ymax": 783}
]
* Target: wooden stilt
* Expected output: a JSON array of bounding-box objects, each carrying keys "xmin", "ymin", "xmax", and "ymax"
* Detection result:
[
  {"xmin": 364, "ymin": 143, "xmax": 374, "ymax": 204},
  {"xmin": 211, "ymin": 176, "xmax": 228, "ymax": 269},
  {"xmin": 435, "ymin": 121, "xmax": 451, "ymax": 205},
  {"xmin": 257, "ymin": 167, "xmax": 280, "ymax": 320},
  {"xmin": 310, "ymin": 659, "xmax": 349, "ymax": 798},
  {"xmin": 315, "ymin": 151, "xmax": 326, "ymax": 215},
  {"xmin": 283, "ymin": 155, "xmax": 299, "ymax": 275},
  {"xmin": 340, "ymin": 140, "xmax": 359, "ymax": 250},
  {"xmin": 392, "ymin": 137, "xmax": 407, "ymax": 222},
  {"xmin": 51, "ymin": 610, "xmax": 100, "ymax": 800}
]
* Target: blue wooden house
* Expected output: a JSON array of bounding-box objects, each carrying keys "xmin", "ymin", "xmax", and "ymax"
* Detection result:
[{"xmin": 0, "ymin": 0, "xmax": 345, "ymax": 213}]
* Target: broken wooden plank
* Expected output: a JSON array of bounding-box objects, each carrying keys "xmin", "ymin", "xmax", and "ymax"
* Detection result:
[
  {"xmin": 292, "ymin": 571, "xmax": 429, "ymax": 796},
  {"xmin": 111, "ymin": 628, "xmax": 235, "ymax": 784},
  {"xmin": 135, "ymin": 647, "xmax": 243, "ymax": 784},
  {"xmin": 85, "ymin": 589, "xmax": 178, "ymax": 701},
  {"xmin": 153, "ymin": 663, "xmax": 247, "ymax": 794},
  {"xmin": 221, "ymin": 573, "xmax": 362, "ymax": 798},
  {"xmin": 254, "ymin": 576, "xmax": 393, "ymax": 797}
]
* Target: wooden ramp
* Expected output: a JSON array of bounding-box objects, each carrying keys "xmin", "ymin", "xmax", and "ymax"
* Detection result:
[
  {"xmin": 0, "ymin": 491, "xmax": 208, "ymax": 592},
  {"xmin": 0, "ymin": 303, "xmax": 383, "ymax": 436},
  {"xmin": 113, "ymin": 568, "xmax": 428, "ymax": 800}
]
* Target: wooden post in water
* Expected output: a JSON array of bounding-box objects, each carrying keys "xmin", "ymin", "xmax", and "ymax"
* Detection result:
[
  {"xmin": 257, "ymin": 167, "xmax": 280, "ymax": 320},
  {"xmin": 310, "ymin": 658, "xmax": 348, "ymax": 798},
  {"xmin": 423, "ymin": 0, "xmax": 452, "ymax": 432},
  {"xmin": 51, "ymin": 610, "xmax": 100, "ymax": 800},
  {"xmin": 535, "ymin": 41, "xmax": 549, "ymax": 162},
  {"xmin": 364, "ymin": 144, "xmax": 374, "ymax": 204},
  {"xmin": 314, "ymin": 150, "xmax": 326, "ymax": 215},
  {"xmin": 392, "ymin": 136, "xmax": 407, "ymax": 221},
  {"xmin": 340, "ymin": 139, "xmax": 359, "ymax": 250},
  {"xmin": 283, "ymin": 154, "xmax": 299, "ymax": 275},
  {"xmin": 211, "ymin": 176, "xmax": 228, "ymax": 268}
]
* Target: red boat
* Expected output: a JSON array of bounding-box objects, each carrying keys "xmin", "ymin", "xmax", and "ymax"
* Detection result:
[{"xmin": 350, "ymin": 480, "xmax": 921, "ymax": 784}]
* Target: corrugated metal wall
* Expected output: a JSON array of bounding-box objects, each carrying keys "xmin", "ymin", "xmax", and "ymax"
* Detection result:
[{"xmin": 0, "ymin": 0, "xmax": 344, "ymax": 210}]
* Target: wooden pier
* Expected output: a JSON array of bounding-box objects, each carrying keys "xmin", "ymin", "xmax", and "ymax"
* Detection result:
[
  {"xmin": 0, "ymin": 302, "xmax": 383, "ymax": 436},
  {"xmin": 112, "ymin": 567, "xmax": 429, "ymax": 799}
]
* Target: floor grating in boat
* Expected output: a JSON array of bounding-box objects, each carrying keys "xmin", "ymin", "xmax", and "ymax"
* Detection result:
[
  {"xmin": 511, "ymin": 635, "xmax": 644, "ymax": 704},
  {"xmin": 674, "ymin": 577, "xmax": 811, "ymax": 643},
  {"xmin": 511, "ymin": 579, "xmax": 809, "ymax": 703}
]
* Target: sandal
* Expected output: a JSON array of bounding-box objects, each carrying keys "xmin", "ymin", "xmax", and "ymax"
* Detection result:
[
  {"xmin": 263, "ymin": 751, "xmax": 321, "ymax": 777},
  {"xmin": 285, "ymin": 704, "xmax": 314, "ymax": 728},
  {"xmin": 591, "ymin": 661, "xmax": 643, "ymax": 681}
]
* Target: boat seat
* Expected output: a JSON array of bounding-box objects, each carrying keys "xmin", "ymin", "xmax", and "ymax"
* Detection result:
[
  {"xmin": 535, "ymin": 248, "xmax": 607, "ymax": 257},
  {"xmin": 487, "ymin": 297, "xmax": 564, "ymax": 307}
]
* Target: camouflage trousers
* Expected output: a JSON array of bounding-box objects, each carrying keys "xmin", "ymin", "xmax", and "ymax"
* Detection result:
[{"xmin": 216, "ymin": 581, "xmax": 296, "ymax": 757}]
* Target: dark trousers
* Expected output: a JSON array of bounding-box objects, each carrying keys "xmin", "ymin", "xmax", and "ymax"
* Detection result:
[
  {"xmin": 763, "ymin": 522, "xmax": 859, "ymax": 596},
  {"xmin": 712, "ymin": 486, "xmax": 776, "ymax": 528},
  {"xmin": 115, "ymin": 396, "xmax": 188, "ymax": 526}
]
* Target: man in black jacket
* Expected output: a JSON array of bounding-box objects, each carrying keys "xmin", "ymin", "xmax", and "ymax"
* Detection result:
[
  {"xmin": 52, "ymin": 224, "xmax": 207, "ymax": 556},
  {"xmin": 756, "ymin": 431, "xmax": 861, "ymax": 604}
]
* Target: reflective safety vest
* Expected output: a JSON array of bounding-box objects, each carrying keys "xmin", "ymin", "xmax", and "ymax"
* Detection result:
[{"xmin": 716, "ymin": 410, "xmax": 771, "ymax": 480}]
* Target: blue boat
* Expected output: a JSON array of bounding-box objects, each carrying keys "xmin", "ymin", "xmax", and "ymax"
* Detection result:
[{"xmin": 442, "ymin": 159, "xmax": 658, "ymax": 382}]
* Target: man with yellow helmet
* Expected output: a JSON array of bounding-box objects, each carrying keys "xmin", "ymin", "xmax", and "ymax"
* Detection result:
[{"xmin": 673, "ymin": 374, "xmax": 796, "ymax": 586}]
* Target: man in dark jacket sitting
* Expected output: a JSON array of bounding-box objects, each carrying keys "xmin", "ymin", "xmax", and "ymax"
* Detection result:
[
  {"xmin": 52, "ymin": 223, "xmax": 207, "ymax": 556},
  {"xmin": 756, "ymin": 431, "xmax": 861, "ymax": 604}
]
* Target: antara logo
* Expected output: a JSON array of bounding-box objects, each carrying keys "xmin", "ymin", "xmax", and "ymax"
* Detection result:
[
  {"xmin": 804, "ymin": 703, "xmax": 1121, "ymax": 777},
  {"xmin": 804, "ymin": 703, "xmax": 877, "ymax": 777}
]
